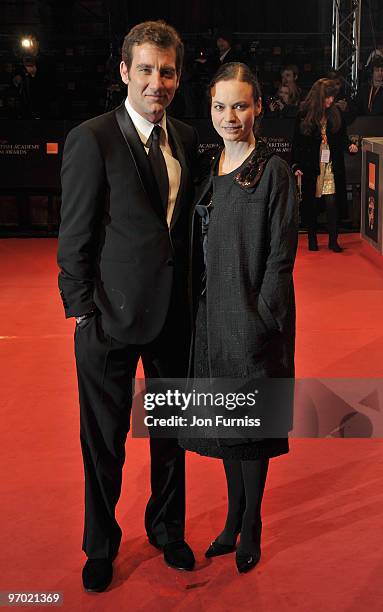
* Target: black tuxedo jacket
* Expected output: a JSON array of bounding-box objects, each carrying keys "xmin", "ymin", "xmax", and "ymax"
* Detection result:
[{"xmin": 57, "ymin": 102, "xmax": 198, "ymax": 343}]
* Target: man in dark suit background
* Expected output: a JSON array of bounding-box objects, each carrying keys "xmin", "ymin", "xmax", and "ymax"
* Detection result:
[
  {"xmin": 57, "ymin": 20, "xmax": 198, "ymax": 592},
  {"xmin": 216, "ymin": 31, "xmax": 243, "ymax": 65},
  {"xmin": 356, "ymin": 57, "xmax": 383, "ymax": 116}
]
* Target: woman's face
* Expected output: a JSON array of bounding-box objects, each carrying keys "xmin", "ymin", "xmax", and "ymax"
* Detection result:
[
  {"xmin": 211, "ymin": 79, "xmax": 261, "ymax": 143},
  {"xmin": 278, "ymin": 86, "xmax": 290, "ymax": 104},
  {"xmin": 324, "ymin": 95, "xmax": 334, "ymax": 108}
]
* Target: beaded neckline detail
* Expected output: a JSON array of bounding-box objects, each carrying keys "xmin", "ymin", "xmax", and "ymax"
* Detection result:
[{"xmin": 233, "ymin": 138, "xmax": 274, "ymax": 189}]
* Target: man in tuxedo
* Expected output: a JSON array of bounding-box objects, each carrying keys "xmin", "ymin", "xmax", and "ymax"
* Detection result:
[
  {"xmin": 57, "ymin": 20, "xmax": 198, "ymax": 592},
  {"xmin": 216, "ymin": 31, "xmax": 242, "ymax": 65}
]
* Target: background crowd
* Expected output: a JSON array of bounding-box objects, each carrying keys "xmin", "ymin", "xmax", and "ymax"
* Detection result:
[{"xmin": 2, "ymin": 30, "xmax": 383, "ymax": 121}]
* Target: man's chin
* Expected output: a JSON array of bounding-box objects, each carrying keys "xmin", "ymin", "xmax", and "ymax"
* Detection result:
[{"xmin": 145, "ymin": 104, "xmax": 167, "ymax": 121}]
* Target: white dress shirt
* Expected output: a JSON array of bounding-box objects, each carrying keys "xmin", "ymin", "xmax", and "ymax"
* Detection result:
[
  {"xmin": 219, "ymin": 48, "xmax": 231, "ymax": 62},
  {"xmin": 124, "ymin": 97, "xmax": 181, "ymax": 227}
]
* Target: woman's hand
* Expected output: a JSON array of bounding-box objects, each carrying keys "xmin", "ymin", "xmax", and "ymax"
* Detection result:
[
  {"xmin": 294, "ymin": 169, "xmax": 303, "ymax": 177},
  {"xmin": 349, "ymin": 143, "xmax": 358, "ymax": 154},
  {"xmin": 336, "ymin": 99, "xmax": 348, "ymax": 112}
]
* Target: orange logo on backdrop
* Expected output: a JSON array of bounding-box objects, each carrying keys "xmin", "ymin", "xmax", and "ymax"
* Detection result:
[
  {"xmin": 46, "ymin": 142, "xmax": 58, "ymax": 154},
  {"xmin": 368, "ymin": 162, "xmax": 376, "ymax": 190}
]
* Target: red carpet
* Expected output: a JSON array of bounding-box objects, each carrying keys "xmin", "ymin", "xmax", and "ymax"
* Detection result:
[{"xmin": 1, "ymin": 234, "xmax": 383, "ymax": 611}]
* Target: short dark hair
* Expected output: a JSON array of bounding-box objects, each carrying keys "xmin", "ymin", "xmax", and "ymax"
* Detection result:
[
  {"xmin": 216, "ymin": 30, "xmax": 233, "ymax": 46},
  {"xmin": 282, "ymin": 64, "xmax": 299, "ymax": 78},
  {"xmin": 209, "ymin": 62, "xmax": 262, "ymax": 103},
  {"xmin": 371, "ymin": 57, "xmax": 383, "ymax": 71},
  {"xmin": 122, "ymin": 20, "xmax": 184, "ymax": 75}
]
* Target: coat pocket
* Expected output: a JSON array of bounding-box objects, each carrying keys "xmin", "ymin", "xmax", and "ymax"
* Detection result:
[{"xmin": 258, "ymin": 293, "xmax": 280, "ymax": 334}]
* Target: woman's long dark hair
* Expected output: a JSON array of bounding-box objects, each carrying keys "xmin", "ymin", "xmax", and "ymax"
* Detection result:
[
  {"xmin": 300, "ymin": 78, "xmax": 341, "ymax": 135},
  {"xmin": 208, "ymin": 62, "xmax": 263, "ymax": 133}
]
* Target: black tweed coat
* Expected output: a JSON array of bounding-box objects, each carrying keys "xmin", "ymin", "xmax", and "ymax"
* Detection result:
[
  {"xmin": 190, "ymin": 140, "xmax": 299, "ymax": 380},
  {"xmin": 181, "ymin": 140, "xmax": 298, "ymax": 459}
]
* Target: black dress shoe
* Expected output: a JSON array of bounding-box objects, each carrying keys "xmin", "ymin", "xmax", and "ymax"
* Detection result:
[
  {"xmin": 82, "ymin": 558, "xmax": 113, "ymax": 592},
  {"xmin": 308, "ymin": 240, "xmax": 319, "ymax": 251},
  {"xmin": 308, "ymin": 234, "xmax": 318, "ymax": 251},
  {"xmin": 205, "ymin": 540, "xmax": 237, "ymax": 558},
  {"xmin": 163, "ymin": 541, "xmax": 195, "ymax": 571},
  {"xmin": 329, "ymin": 242, "xmax": 343, "ymax": 252},
  {"xmin": 235, "ymin": 549, "xmax": 261, "ymax": 574}
]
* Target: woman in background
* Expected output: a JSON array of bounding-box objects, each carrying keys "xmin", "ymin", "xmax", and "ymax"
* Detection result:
[
  {"xmin": 292, "ymin": 78, "xmax": 357, "ymax": 252},
  {"xmin": 268, "ymin": 81, "xmax": 300, "ymax": 117},
  {"xmin": 180, "ymin": 63, "xmax": 298, "ymax": 573}
]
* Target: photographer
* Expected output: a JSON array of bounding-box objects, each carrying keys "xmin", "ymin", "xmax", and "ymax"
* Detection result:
[
  {"xmin": 267, "ymin": 82, "xmax": 300, "ymax": 118},
  {"xmin": 326, "ymin": 69, "xmax": 356, "ymax": 126},
  {"xmin": 355, "ymin": 57, "xmax": 383, "ymax": 116},
  {"xmin": 12, "ymin": 55, "xmax": 53, "ymax": 119}
]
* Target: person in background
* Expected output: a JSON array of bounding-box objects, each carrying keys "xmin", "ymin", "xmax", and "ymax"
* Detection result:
[
  {"xmin": 267, "ymin": 81, "xmax": 300, "ymax": 118},
  {"xmin": 365, "ymin": 41, "xmax": 383, "ymax": 68},
  {"xmin": 326, "ymin": 69, "xmax": 356, "ymax": 126},
  {"xmin": 180, "ymin": 62, "xmax": 298, "ymax": 574},
  {"xmin": 281, "ymin": 63, "xmax": 302, "ymax": 96},
  {"xmin": 216, "ymin": 31, "xmax": 243, "ymax": 65},
  {"xmin": 356, "ymin": 57, "xmax": 383, "ymax": 116},
  {"xmin": 292, "ymin": 78, "xmax": 358, "ymax": 252},
  {"xmin": 12, "ymin": 55, "xmax": 53, "ymax": 118}
]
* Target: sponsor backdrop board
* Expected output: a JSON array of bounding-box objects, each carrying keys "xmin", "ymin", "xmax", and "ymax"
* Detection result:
[{"xmin": 361, "ymin": 137, "xmax": 383, "ymax": 253}]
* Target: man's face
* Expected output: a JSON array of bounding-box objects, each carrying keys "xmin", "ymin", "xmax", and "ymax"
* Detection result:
[
  {"xmin": 217, "ymin": 37, "xmax": 230, "ymax": 53},
  {"xmin": 120, "ymin": 43, "xmax": 179, "ymax": 123},
  {"xmin": 373, "ymin": 66, "xmax": 383, "ymax": 85},
  {"xmin": 282, "ymin": 69, "xmax": 295, "ymax": 84}
]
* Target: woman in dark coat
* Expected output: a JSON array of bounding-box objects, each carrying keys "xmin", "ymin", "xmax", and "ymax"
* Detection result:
[
  {"xmin": 292, "ymin": 78, "xmax": 357, "ymax": 252},
  {"xmin": 179, "ymin": 63, "xmax": 298, "ymax": 573}
]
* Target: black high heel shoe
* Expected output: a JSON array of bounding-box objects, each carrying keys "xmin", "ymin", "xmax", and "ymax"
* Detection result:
[
  {"xmin": 235, "ymin": 548, "xmax": 261, "ymax": 573},
  {"xmin": 205, "ymin": 539, "xmax": 237, "ymax": 558},
  {"xmin": 236, "ymin": 519, "xmax": 262, "ymax": 573}
]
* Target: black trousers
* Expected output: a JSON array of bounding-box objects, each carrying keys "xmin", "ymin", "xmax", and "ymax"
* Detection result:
[{"xmin": 74, "ymin": 293, "xmax": 190, "ymax": 559}]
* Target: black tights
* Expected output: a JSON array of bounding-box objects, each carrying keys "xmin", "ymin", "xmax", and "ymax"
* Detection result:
[
  {"xmin": 307, "ymin": 194, "xmax": 338, "ymax": 244},
  {"xmin": 217, "ymin": 458, "xmax": 269, "ymax": 554}
]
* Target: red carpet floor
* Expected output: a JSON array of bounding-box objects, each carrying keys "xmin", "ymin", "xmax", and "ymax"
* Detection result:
[{"xmin": 1, "ymin": 234, "xmax": 383, "ymax": 611}]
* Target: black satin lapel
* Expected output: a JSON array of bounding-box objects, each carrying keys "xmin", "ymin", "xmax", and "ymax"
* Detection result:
[
  {"xmin": 114, "ymin": 104, "xmax": 166, "ymax": 224},
  {"xmin": 167, "ymin": 119, "xmax": 190, "ymax": 228},
  {"xmin": 194, "ymin": 173, "xmax": 213, "ymax": 208},
  {"xmin": 193, "ymin": 152, "xmax": 219, "ymax": 207}
]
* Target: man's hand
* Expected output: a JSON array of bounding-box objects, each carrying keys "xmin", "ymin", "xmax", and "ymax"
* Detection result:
[
  {"xmin": 294, "ymin": 169, "xmax": 303, "ymax": 177},
  {"xmin": 349, "ymin": 144, "xmax": 358, "ymax": 154}
]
